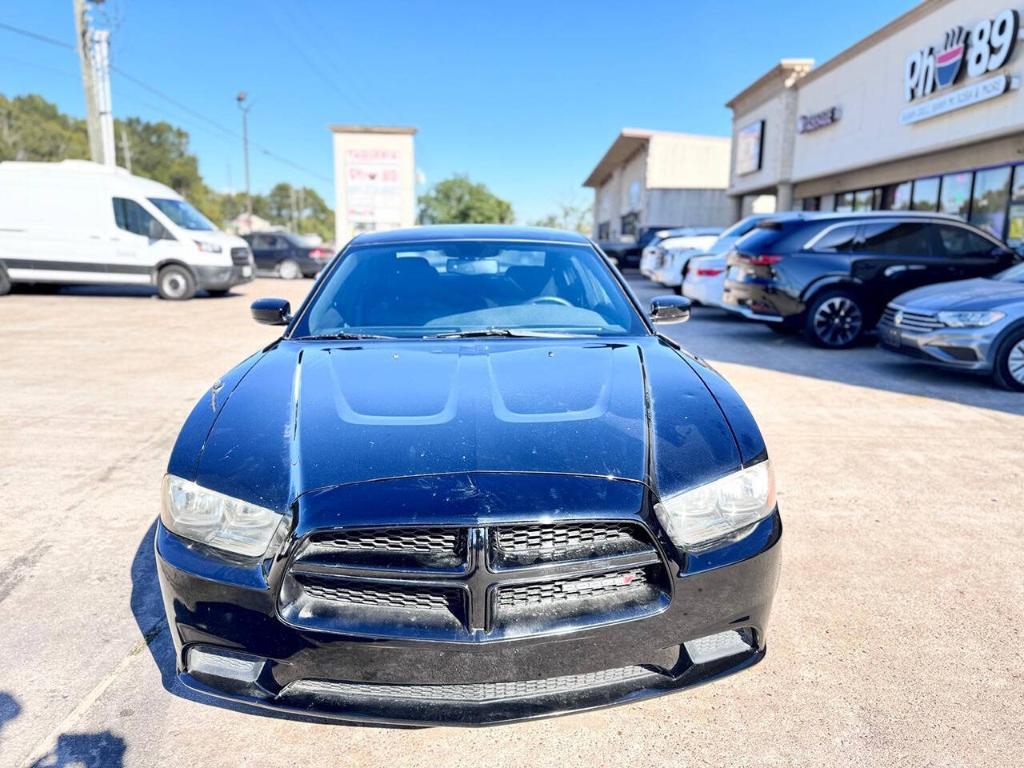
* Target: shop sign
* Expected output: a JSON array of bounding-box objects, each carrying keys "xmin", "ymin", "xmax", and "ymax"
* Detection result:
[
  {"xmin": 797, "ymin": 106, "xmax": 842, "ymax": 133},
  {"xmin": 900, "ymin": 73, "xmax": 1015, "ymax": 124},
  {"xmin": 735, "ymin": 120, "xmax": 764, "ymax": 175},
  {"xmin": 905, "ymin": 8, "xmax": 1019, "ymax": 102},
  {"xmin": 345, "ymin": 148, "xmax": 402, "ymax": 228}
]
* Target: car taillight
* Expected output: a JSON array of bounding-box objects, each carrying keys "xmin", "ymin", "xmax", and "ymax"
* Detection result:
[
  {"xmin": 696, "ymin": 267, "xmax": 724, "ymax": 277},
  {"xmin": 747, "ymin": 254, "xmax": 784, "ymax": 266},
  {"xmin": 309, "ymin": 248, "xmax": 327, "ymax": 260}
]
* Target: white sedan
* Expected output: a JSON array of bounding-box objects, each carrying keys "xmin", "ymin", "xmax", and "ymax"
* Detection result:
[
  {"xmin": 648, "ymin": 230, "xmax": 722, "ymax": 287},
  {"xmin": 682, "ymin": 253, "xmax": 729, "ymax": 307}
]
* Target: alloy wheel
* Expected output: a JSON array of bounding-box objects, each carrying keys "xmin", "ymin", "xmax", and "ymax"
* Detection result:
[
  {"xmin": 812, "ymin": 296, "xmax": 863, "ymax": 347},
  {"xmin": 1009, "ymin": 340, "xmax": 1024, "ymax": 385}
]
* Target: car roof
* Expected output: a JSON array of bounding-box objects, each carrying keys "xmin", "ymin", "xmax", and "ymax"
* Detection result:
[
  {"xmin": 349, "ymin": 224, "xmax": 592, "ymax": 246},
  {"xmin": 767, "ymin": 211, "xmax": 963, "ymax": 225}
]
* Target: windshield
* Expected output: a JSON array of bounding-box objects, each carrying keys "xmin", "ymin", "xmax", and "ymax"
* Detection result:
[
  {"xmin": 148, "ymin": 197, "xmax": 216, "ymax": 231},
  {"xmin": 996, "ymin": 262, "xmax": 1024, "ymax": 282},
  {"xmin": 294, "ymin": 240, "xmax": 646, "ymax": 338},
  {"xmin": 719, "ymin": 217, "xmax": 761, "ymax": 240}
]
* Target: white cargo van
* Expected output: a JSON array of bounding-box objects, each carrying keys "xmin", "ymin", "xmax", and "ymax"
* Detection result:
[{"xmin": 0, "ymin": 160, "xmax": 254, "ymax": 299}]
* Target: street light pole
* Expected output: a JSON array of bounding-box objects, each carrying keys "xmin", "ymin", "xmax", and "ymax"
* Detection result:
[{"xmin": 236, "ymin": 92, "xmax": 252, "ymax": 226}]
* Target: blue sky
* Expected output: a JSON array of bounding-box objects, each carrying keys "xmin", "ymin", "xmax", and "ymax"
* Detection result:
[{"xmin": 1, "ymin": 0, "xmax": 915, "ymax": 223}]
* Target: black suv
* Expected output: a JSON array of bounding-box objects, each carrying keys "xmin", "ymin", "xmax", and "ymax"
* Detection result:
[
  {"xmin": 242, "ymin": 231, "xmax": 332, "ymax": 279},
  {"xmin": 722, "ymin": 212, "xmax": 1019, "ymax": 348}
]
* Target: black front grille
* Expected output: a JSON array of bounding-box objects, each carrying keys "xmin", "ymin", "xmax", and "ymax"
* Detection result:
[
  {"xmin": 492, "ymin": 522, "xmax": 648, "ymax": 566},
  {"xmin": 284, "ymin": 665, "xmax": 657, "ymax": 704},
  {"xmin": 230, "ymin": 247, "xmax": 252, "ymax": 265},
  {"xmin": 280, "ymin": 522, "xmax": 668, "ymax": 641},
  {"xmin": 497, "ymin": 567, "xmax": 649, "ymax": 609},
  {"xmin": 320, "ymin": 527, "xmax": 461, "ymax": 554},
  {"xmin": 299, "ymin": 577, "xmax": 458, "ymax": 611}
]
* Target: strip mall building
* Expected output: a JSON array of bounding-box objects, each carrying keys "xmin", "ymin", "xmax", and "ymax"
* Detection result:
[{"xmin": 728, "ymin": 0, "xmax": 1024, "ymax": 249}]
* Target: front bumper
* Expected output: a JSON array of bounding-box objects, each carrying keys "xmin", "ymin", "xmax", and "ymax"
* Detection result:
[
  {"xmin": 877, "ymin": 320, "xmax": 998, "ymax": 373},
  {"xmin": 156, "ymin": 475, "xmax": 781, "ymax": 726},
  {"xmin": 195, "ymin": 263, "xmax": 254, "ymax": 291}
]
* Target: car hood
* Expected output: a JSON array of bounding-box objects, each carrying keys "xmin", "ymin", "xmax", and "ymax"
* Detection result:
[
  {"xmin": 189, "ymin": 230, "xmax": 249, "ymax": 251},
  {"xmin": 186, "ymin": 338, "xmax": 752, "ymax": 511},
  {"xmin": 895, "ymin": 277, "xmax": 1024, "ymax": 311}
]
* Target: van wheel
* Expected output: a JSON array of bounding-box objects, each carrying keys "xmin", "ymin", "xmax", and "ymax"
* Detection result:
[
  {"xmin": 804, "ymin": 289, "xmax": 865, "ymax": 348},
  {"xmin": 992, "ymin": 329, "xmax": 1024, "ymax": 391},
  {"xmin": 157, "ymin": 265, "xmax": 196, "ymax": 300},
  {"xmin": 277, "ymin": 259, "xmax": 302, "ymax": 280},
  {"xmin": 0, "ymin": 265, "xmax": 11, "ymax": 296}
]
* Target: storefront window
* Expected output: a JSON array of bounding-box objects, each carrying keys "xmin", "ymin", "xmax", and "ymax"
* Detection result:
[
  {"xmin": 1007, "ymin": 166, "xmax": 1024, "ymax": 250},
  {"xmin": 939, "ymin": 172, "xmax": 973, "ymax": 218},
  {"xmin": 620, "ymin": 212, "xmax": 638, "ymax": 238},
  {"xmin": 800, "ymin": 197, "xmax": 820, "ymax": 212},
  {"xmin": 884, "ymin": 182, "xmax": 912, "ymax": 211},
  {"xmin": 597, "ymin": 222, "xmax": 610, "ymax": 241},
  {"xmin": 835, "ymin": 192, "xmax": 854, "ymax": 212},
  {"xmin": 969, "ymin": 166, "xmax": 1011, "ymax": 240},
  {"xmin": 911, "ymin": 177, "xmax": 940, "ymax": 211},
  {"xmin": 853, "ymin": 189, "xmax": 875, "ymax": 212}
]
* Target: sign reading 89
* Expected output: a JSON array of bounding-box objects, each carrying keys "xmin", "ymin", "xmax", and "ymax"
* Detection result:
[{"xmin": 967, "ymin": 8, "xmax": 1019, "ymax": 78}]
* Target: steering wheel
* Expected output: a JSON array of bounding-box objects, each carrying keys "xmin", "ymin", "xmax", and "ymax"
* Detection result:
[{"xmin": 526, "ymin": 295, "xmax": 573, "ymax": 307}]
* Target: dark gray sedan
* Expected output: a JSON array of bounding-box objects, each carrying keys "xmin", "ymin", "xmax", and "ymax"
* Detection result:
[{"xmin": 878, "ymin": 262, "xmax": 1024, "ymax": 391}]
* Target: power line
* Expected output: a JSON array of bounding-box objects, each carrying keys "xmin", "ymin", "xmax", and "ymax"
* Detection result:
[
  {"xmin": 0, "ymin": 19, "xmax": 333, "ymax": 185},
  {"xmin": 0, "ymin": 20, "xmax": 74, "ymax": 50}
]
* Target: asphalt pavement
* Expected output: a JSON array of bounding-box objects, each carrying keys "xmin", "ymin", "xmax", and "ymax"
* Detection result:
[{"xmin": 0, "ymin": 274, "xmax": 1021, "ymax": 767}]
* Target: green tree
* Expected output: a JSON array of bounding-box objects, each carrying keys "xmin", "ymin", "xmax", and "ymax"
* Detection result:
[
  {"xmin": 0, "ymin": 93, "xmax": 89, "ymax": 161},
  {"xmin": 418, "ymin": 174, "xmax": 514, "ymax": 224},
  {"xmin": 532, "ymin": 201, "xmax": 593, "ymax": 236}
]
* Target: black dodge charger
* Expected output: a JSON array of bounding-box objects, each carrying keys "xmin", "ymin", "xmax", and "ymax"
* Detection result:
[{"xmin": 156, "ymin": 225, "xmax": 781, "ymax": 725}]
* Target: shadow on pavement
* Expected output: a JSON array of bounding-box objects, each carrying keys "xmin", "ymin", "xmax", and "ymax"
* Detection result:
[
  {"xmin": 28, "ymin": 732, "xmax": 127, "ymax": 768},
  {"xmin": 129, "ymin": 521, "xmax": 403, "ymax": 727},
  {"xmin": 0, "ymin": 691, "xmax": 21, "ymax": 741},
  {"xmin": 11, "ymin": 284, "xmax": 239, "ymax": 299},
  {"xmin": 624, "ymin": 275, "xmax": 1024, "ymax": 417}
]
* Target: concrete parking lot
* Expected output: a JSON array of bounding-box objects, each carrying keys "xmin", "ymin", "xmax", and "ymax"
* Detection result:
[{"xmin": 1, "ymin": 274, "xmax": 1021, "ymax": 768}]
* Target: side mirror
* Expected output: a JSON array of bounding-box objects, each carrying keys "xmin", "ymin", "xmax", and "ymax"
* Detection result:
[
  {"xmin": 251, "ymin": 297, "xmax": 291, "ymax": 326},
  {"xmin": 650, "ymin": 295, "xmax": 691, "ymax": 325}
]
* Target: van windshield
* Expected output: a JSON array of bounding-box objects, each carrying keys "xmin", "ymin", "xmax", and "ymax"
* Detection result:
[{"xmin": 148, "ymin": 198, "xmax": 216, "ymax": 231}]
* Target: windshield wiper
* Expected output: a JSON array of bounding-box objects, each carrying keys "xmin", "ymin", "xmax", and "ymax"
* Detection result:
[
  {"xmin": 298, "ymin": 332, "xmax": 398, "ymax": 341},
  {"xmin": 427, "ymin": 329, "xmax": 593, "ymax": 339}
]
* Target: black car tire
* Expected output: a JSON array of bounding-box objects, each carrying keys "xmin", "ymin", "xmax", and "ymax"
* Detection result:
[
  {"xmin": 0, "ymin": 264, "xmax": 11, "ymax": 296},
  {"xmin": 157, "ymin": 264, "xmax": 197, "ymax": 301},
  {"xmin": 804, "ymin": 288, "xmax": 866, "ymax": 349},
  {"xmin": 277, "ymin": 258, "xmax": 303, "ymax": 280},
  {"xmin": 992, "ymin": 329, "xmax": 1024, "ymax": 392}
]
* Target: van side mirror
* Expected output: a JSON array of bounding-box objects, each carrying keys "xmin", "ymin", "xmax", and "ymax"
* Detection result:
[
  {"xmin": 251, "ymin": 298, "xmax": 291, "ymax": 326},
  {"xmin": 650, "ymin": 295, "xmax": 691, "ymax": 324}
]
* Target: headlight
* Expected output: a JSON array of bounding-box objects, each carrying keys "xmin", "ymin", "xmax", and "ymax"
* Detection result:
[
  {"xmin": 193, "ymin": 240, "xmax": 223, "ymax": 254},
  {"xmin": 937, "ymin": 310, "xmax": 1004, "ymax": 328},
  {"xmin": 161, "ymin": 474, "xmax": 289, "ymax": 557},
  {"xmin": 654, "ymin": 460, "xmax": 776, "ymax": 551}
]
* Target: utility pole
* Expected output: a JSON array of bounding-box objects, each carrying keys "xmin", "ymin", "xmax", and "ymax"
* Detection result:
[
  {"xmin": 72, "ymin": 0, "xmax": 115, "ymax": 166},
  {"xmin": 72, "ymin": 0, "xmax": 101, "ymax": 163},
  {"xmin": 119, "ymin": 123, "xmax": 132, "ymax": 173},
  {"xmin": 90, "ymin": 28, "xmax": 115, "ymax": 166},
  {"xmin": 236, "ymin": 92, "xmax": 252, "ymax": 225}
]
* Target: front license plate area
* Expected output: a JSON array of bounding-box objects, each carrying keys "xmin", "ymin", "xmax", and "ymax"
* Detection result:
[{"xmin": 881, "ymin": 326, "xmax": 901, "ymax": 347}]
